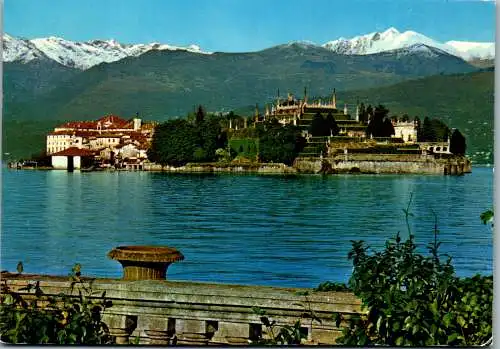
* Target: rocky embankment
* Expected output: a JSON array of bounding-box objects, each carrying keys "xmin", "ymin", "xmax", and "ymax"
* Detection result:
[
  {"xmin": 143, "ymin": 162, "xmax": 298, "ymax": 174},
  {"xmin": 294, "ymin": 154, "xmax": 472, "ymax": 175}
]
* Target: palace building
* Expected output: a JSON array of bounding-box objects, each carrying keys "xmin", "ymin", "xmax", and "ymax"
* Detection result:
[{"xmin": 255, "ymin": 88, "xmax": 367, "ymax": 138}]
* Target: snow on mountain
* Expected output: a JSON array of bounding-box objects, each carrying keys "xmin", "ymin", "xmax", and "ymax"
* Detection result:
[
  {"xmin": 322, "ymin": 27, "xmax": 494, "ymax": 61},
  {"xmin": 386, "ymin": 43, "xmax": 453, "ymax": 59},
  {"xmin": 445, "ymin": 40, "xmax": 495, "ymax": 61},
  {"xmin": 3, "ymin": 29, "xmax": 495, "ymax": 69},
  {"xmin": 2, "ymin": 33, "xmax": 48, "ymax": 63},
  {"xmin": 3, "ymin": 34, "xmax": 211, "ymax": 70}
]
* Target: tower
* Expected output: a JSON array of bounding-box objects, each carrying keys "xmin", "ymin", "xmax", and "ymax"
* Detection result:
[
  {"xmin": 277, "ymin": 88, "xmax": 281, "ymax": 106},
  {"xmin": 355, "ymin": 103, "xmax": 360, "ymax": 122},
  {"xmin": 332, "ymin": 88, "xmax": 337, "ymax": 109},
  {"xmin": 304, "ymin": 86, "xmax": 308, "ymax": 104},
  {"xmin": 344, "ymin": 104, "xmax": 348, "ymax": 115},
  {"xmin": 255, "ymin": 103, "xmax": 259, "ymax": 122},
  {"xmin": 133, "ymin": 117, "xmax": 142, "ymax": 131}
]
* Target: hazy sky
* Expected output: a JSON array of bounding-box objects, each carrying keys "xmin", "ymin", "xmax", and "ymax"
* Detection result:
[{"xmin": 4, "ymin": 0, "xmax": 496, "ymax": 52}]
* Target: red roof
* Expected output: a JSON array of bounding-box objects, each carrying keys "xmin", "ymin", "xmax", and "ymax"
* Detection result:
[
  {"xmin": 51, "ymin": 147, "xmax": 97, "ymax": 157},
  {"xmin": 57, "ymin": 121, "xmax": 98, "ymax": 129},
  {"xmin": 97, "ymin": 115, "xmax": 132, "ymax": 129},
  {"xmin": 55, "ymin": 115, "xmax": 133, "ymax": 131},
  {"xmin": 48, "ymin": 130, "xmax": 100, "ymax": 137}
]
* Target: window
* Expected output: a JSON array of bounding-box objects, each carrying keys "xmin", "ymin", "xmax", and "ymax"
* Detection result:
[
  {"xmin": 443, "ymin": 147, "xmax": 447, "ymax": 152},
  {"xmin": 436, "ymin": 147, "xmax": 441, "ymax": 151}
]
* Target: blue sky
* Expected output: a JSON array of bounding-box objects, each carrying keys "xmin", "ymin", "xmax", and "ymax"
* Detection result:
[{"xmin": 4, "ymin": 0, "xmax": 496, "ymax": 52}]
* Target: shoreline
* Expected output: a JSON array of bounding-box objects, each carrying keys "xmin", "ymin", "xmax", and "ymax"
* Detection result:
[{"xmin": 7, "ymin": 158, "xmax": 478, "ymax": 176}]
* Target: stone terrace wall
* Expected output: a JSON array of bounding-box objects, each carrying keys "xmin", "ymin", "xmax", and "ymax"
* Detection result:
[
  {"xmin": 294, "ymin": 154, "xmax": 471, "ymax": 175},
  {"xmin": 1, "ymin": 273, "xmax": 363, "ymax": 345},
  {"xmin": 143, "ymin": 162, "xmax": 297, "ymax": 174}
]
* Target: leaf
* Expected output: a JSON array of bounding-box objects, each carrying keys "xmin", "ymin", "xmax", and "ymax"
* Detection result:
[
  {"xmin": 480, "ymin": 210, "xmax": 494, "ymax": 225},
  {"xmin": 376, "ymin": 316, "xmax": 383, "ymax": 332},
  {"xmin": 395, "ymin": 336, "xmax": 404, "ymax": 346},
  {"xmin": 333, "ymin": 313, "xmax": 342, "ymax": 328},
  {"xmin": 457, "ymin": 315, "xmax": 466, "ymax": 327},
  {"xmin": 447, "ymin": 333, "xmax": 459, "ymax": 344},
  {"xmin": 252, "ymin": 306, "xmax": 265, "ymax": 316},
  {"xmin": 412, "ymin": 324, "xmax": 420, "ymax": 335},
  {"xmin": 443, "ymin": 313, "xmax": 452, "ymax": 328}
]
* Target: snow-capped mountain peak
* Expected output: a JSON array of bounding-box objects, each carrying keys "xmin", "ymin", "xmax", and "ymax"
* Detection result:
[
  {"xmin": 321, "ymin": 27, "xmax": 494, "ymax": 61},
  {"xmin": 445, "ymin": 40, "xmax": 495, "ymax": 60},
  {"xmin": 378, "ymin": 27, "xmax": 400, "ymax": 39},
  {"xmin": 3, "ymin": 34, "xmax": 211, "ymax": 70}
]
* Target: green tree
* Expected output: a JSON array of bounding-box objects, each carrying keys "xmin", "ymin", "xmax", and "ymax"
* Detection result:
[
  {"xmin": 421, "ymin": 117, "xmax": 449, "ymax": 142},
  {"xmin": 147, "ymin": 119, "xmax": 200, "ymax": 166},
  {"xmin": 331, "ymin": 201, "xmax": 492, "ymax": 346},
  {"xmin": 326, "ymin": 111, "xmax": 340, "ymax": 136},
  {"xmin": 195, "ymin": 105, "xmax": 205, "ymax": 124},
  {"xmin": 366, "ymin": 105, "xmax": 394, "ymax": 137},
  {"xmin": 309, "ymin": 112, "xmax": 328, "ymax": 137},
  {"xmin": 358, "ymin": 103, "xmax": 367, "ymax": 123},
  {"xmin": 365, "ymin": 104, "xmax": 373, "ymax": 123},
  {"xmin": 198, "ymin": 116, "xmax": 226, "ymax": 161},
  {"xmin": 450, "ymin": 129, "xmax": 466, "ymax": 155},
  {"xmin": 259, "ymin": 123, "xmax": 306, "ymax": 165}
]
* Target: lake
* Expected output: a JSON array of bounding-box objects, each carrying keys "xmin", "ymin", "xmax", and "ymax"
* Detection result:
[{"xmin": 1, "ymin": 167, "xmax": 493, "ymax": 288}]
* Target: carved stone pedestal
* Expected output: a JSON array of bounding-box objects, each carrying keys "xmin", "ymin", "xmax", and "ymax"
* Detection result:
[
  {"xmin": 144, "ymin": 329, "xmax": 174, "ymax": 345},
  {"xmin": 178, "ymin": 332, "xmax": 209, "ymax": 345},
  {"xmin": 109, "ymin": 328, "xmax": 131, "ymax": 345}
]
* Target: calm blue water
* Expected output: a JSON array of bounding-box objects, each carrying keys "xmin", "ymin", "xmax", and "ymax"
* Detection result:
[{"xmin": 1, "ymin": 168, "xmax": 493, "ymax": 288}]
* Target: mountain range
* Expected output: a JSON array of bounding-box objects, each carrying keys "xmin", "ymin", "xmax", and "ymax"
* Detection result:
[
  {"xmin": 322, "ymin": 27, "xmax": 494, "ymax": 61},
  {"xmin": 4, "ymin": 42, "xmax": 476, "ymax": 123},
  {"xmin": 3, "ymin": 28, "xmax": 494, "ymax": 70}
]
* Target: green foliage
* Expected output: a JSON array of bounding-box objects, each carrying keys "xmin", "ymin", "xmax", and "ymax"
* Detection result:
[
  {"xmin": 421, "ymin": 117, "xmax": 450, "ymax": 142},
  {"xmin": 480, "ymin": 209, "xmax": 494, "ymax": 226},
  {"xmin": 195, "ymin": 105, "xmax": 205, "ymax": 124},
  {"xmin": 259, "ymin": 122, "xmax": 306, "ymax": 165},
  {"xmin": 326, "ymin": 112, "xmax": 340, "ymax": 136},
  {"xmin": 309, "ymin": 112, "xmax": 340, "ymax": 137},
  {"xmin": 148, "ymin": 114, "xmax": 227, "ymax": 166},
  {"xmin": 314, "ymin": 281, "xmax": 350, "ymax": 292},
  {"xmin": 0, "ymin": 264, "xmax": 112, "ymax": 344},
  {"xmin": 148, "ymin": 119, "xmax": 199, "ymax": 166},
  {"xmin": 365, "ymin": 104, "xmax": 395, "ymax": 138},
  {"xmin": 251, "ymin": 307, "xmax": 307, "ymax": 345},
  {"xmin": 309, "ymin": 112, "xmax": 327, "ymax": 137},
  {"xmin": 331, "ymin": 201, "xmax": 493, "ymax": 346},
  {"xmin": 450, "ymin": 128, "xmax": 467, "ymax": 155},
  {"xmin": 229, "ymin": 138, "xmax": 259, "ymax": 160}
]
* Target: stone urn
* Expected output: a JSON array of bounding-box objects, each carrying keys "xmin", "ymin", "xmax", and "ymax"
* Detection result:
[{"xmin": 108, "ymin": 246, "xmax": 184, "ymax": 281}]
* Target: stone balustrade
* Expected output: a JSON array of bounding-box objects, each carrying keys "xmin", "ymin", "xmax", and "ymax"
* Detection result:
[{"xmin": 1, "ymin": 272, "xmax": 363, "ymax": 345}]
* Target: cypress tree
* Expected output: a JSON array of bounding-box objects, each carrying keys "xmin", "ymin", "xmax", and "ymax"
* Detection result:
[{"xmin": 450, "ymin": 129, "xmax": 466, "ymax": 155}]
